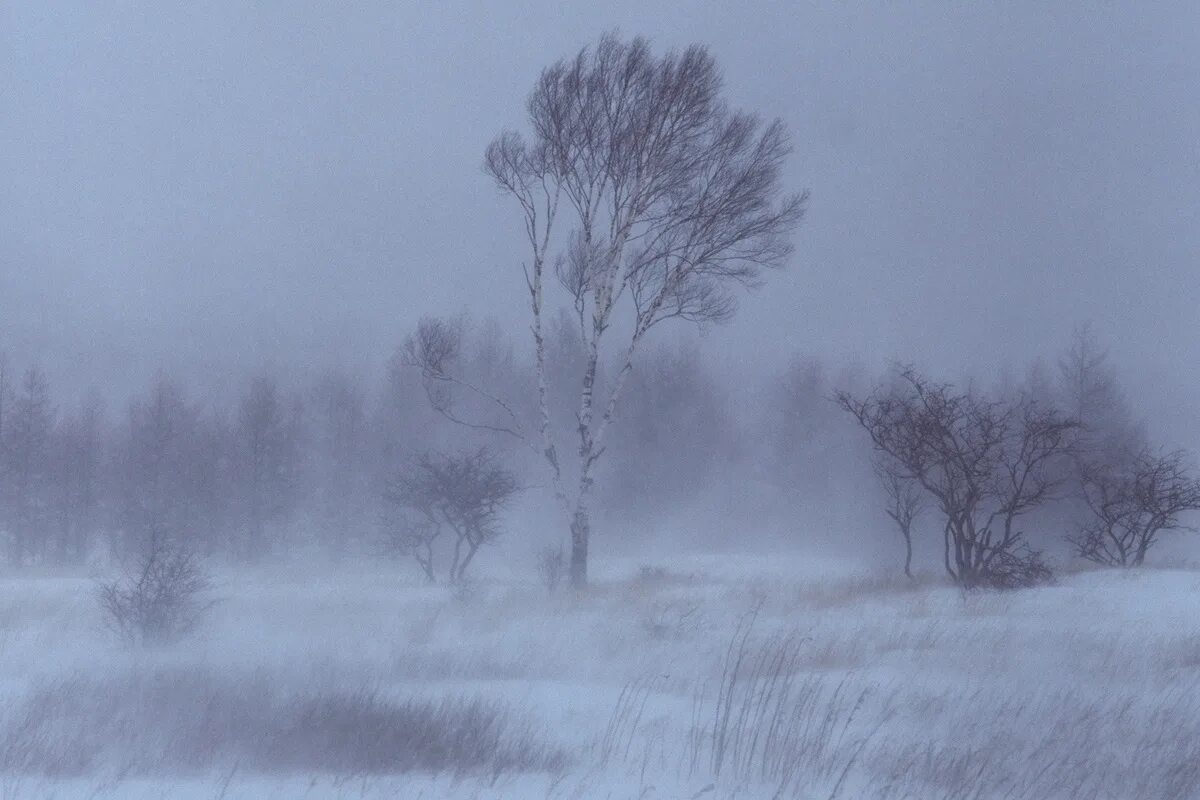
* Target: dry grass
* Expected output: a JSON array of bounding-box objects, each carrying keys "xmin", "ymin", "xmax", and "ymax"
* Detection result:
[
  {"xmin": 2, "ymin": 558, "xmax": 1200, "ymax": 798},
  {"xmin": 0, "ymin": 667, "xmax": 568, "ymax": 779}
]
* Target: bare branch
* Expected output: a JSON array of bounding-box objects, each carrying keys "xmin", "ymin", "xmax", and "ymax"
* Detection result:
[
  {"xmin": 384, "ymin": 448, "xmax": 520, "ymax": 584},
  {"xmin": 838, "ymin": 366, "xmax": 1076, "ymax": 589},
  {"xmin": 401, "ymin": 316, "xmax": 531, "ymax": 443},
  {"xmin": 1071, "ymin": 448, "xmax": 1200, "ymax": 566}
]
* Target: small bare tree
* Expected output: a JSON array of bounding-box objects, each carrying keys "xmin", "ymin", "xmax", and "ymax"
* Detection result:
[
  {"xmin": 874, "ymin": 458, "xmax": 924, "ymax": 580},
  {"xmin": 97, "ymin": 532, "xmax": 214, "ymax": 645},
  {"xmin": 383, "ymin": 448, "xmax": 519, "ymax": 584},
  {"xmin": 410, "ymin": 33, "xmax": 805, "ymax": 587},
  {"xmin": 838, "ymin": 367, "xmax": 1077, "ymax": 589},
  {"xmin": 1070, "ymin": 448, "xmax": 1200, "ymax": 567},
  {"xmin": 382, "ymin": 518, "xmax": 439, "ymax": 584}
]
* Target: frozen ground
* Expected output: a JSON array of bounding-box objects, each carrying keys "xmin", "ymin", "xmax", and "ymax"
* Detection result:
[{"xmin": 1, "ymin": 554, "xmax": 1198, "ymax": 799}]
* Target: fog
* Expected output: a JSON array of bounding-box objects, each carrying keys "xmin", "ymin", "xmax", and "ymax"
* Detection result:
[
  {"xmin": 2, "ymin": 4, "xmax": 1199, "ymax": 799},
  {"xmin": 4, "ymin": 4, "xmax": 1199, "ymax": 436}
]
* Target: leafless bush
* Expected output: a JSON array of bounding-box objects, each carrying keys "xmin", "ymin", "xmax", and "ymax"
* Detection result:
[
  {"xmin": 536, "ymin": 545, "xmax": 565, "ymax": 594},
  {"xmin": 95, "ymin": 536, "xmax": 214, "ymax": 645},
  {"xmin": 1071, "ymin": 448, "xmax": 1200, "ymax": 567},
  {"xmin": 977, "ymin": 544, "xmax": 1055, "ymax": 590},
  {"xmin": 383, "ymin": 448, "xmax": 519, "ymax": 584},
  {"xmin": 0, "ymin": 668, "xmax": 568, "ymax": 778},
  {"xmin": 838, "ymin": 366, "xmax": 1076, "ymax": 589}
]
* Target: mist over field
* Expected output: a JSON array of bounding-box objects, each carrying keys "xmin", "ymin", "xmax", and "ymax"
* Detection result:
[{"xmin": 2, "ymin": 3, "xmax": 1199, "ymax": 799}]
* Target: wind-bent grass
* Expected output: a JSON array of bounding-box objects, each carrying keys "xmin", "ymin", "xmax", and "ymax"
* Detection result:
[
  {"xmin": 601, "ymin": 611, "xmax": 888, "ymax": 798},
  {"xmin": 0, "ymin": 667, "xmax": 567, "ymax": 779},
  {"xmin": 0, "ymin": 557, "xmax": 1199, "ymax": 798}
]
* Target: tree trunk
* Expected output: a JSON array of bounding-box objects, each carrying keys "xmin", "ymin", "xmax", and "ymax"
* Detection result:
[
  {"xmin": 902, "ymin": 529, "xmax": 914, "ymax": 580},
  {"xmin": 456, "ymin": 539, "xmax": 480, "ymax": 584},
  {"xmin": 569, "ymin": 508, "xmax": 589, "ymax": 588},
  {"xmin": 942, "ymin": 521, "xmax": 955, "ymax": 582}
]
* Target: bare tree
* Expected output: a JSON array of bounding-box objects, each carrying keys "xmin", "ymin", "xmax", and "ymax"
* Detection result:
[
  {"xmin": 410, "ymin": 33, "xmax": 805, "ymax": 586},
  {"xmin": 837, "ymin": 367, "xmax": 1077, "ymax": 588},
  {"xmin": 97, "ymin": 531, "xmax": 214, "ymax": 645},
  {"xmin": 1070, "ymin": 448, "xmax": 1200, "ymax": 567},
  {"xmin": 383, "ymin": 448, "xmax": 519, "ymax": 584},
  {"xmin": 874, "ymin": 458, "xmax": 924, "ymax": 580}
]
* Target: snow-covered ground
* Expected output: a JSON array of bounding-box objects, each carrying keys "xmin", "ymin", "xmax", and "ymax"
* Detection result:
[{"xmin": 1, "ymin": 554, "xmax": 1198, "ymax": 799}]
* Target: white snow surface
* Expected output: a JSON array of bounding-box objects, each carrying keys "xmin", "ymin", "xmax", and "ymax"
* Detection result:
[{"xmin": 1, "ymin": 554, "xmax": 1198, "ymax": 799}]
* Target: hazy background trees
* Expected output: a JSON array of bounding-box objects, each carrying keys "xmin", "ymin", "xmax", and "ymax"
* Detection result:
[
  {"xmin": 598, "ymin": 341, "xmax": 735, "ymax": 526},
  {"xmin": 50, "ymin": 392, "xmax": 105, "ymax": 564},
  {"xmin": 307, "ymin": 368, "xmax": 370, "ymax": 556},
  {"xmin": 0, "ymin": 313, "xmax": 1194, "ymax": 583},
  {"xmin": 4, "ymin": 366, "xmax": 54, "ymax": 566},
  {"xmin": 117, "ymin": 376, "xmax": 204, "ymax": 559},
  {"xmin": 234, "ymin": 375, "xmax": 302, "ymax": 559}
]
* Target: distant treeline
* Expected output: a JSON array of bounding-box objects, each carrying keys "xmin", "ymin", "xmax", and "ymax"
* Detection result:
[{"xmin": 0, "ymin": 318, "xmax": 1165, "ymax": 576}]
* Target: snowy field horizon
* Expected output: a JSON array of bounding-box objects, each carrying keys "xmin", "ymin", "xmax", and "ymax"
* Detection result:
[{"xmin": 3, "ymin": 547, "xmax": 1200, "ymax": 799}]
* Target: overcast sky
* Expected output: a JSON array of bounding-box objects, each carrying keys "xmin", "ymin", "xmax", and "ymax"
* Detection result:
[{"xmin": 1, "ymin": 2, "xmax": 1197, "ymax": 440}]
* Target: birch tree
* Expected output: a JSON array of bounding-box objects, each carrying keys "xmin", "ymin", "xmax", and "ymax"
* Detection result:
[{"xmin": 412, "ymin": 33, "xmax": 804, "ymax": 586}]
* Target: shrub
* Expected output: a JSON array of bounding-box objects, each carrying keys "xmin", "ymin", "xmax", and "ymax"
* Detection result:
[
  {"xmin": 96, "ymin": 537, "xmax": 214, "ymax": 645},
  {"xmin": 1071, "ymin": 449, "xmax": 1200, "ymax": 567},
  {"xmin": 973, "ymin": 545, "xmax": 1054, "ymax": 590},
  {"xmin": 383, "ymin": 448, "xmax": 519, "ymax": 584}
]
